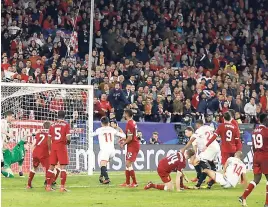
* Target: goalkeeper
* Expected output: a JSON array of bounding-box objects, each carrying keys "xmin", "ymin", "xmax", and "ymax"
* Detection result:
[{"xmin": 2, "ymin": 139, "xmax": 28, "ymax": 178}]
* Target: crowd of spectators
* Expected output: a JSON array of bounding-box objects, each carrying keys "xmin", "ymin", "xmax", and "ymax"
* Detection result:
[{"xmin": 1, "ymin": 0, "xmax": 268, "ymax": 124}]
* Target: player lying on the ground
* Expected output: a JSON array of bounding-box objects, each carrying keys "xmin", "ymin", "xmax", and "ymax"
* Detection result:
[
  {"xmin": 144, "ymin": 149, "xmax": 196, "ymax": 192},
  {"xmin": 91, "ymin": 116, "xmax": 126, "ymax": 184},
  {"xmin": 183, "ymin": 120, "xmax": 220, "ymax": 189},
  {"xmin": 27, "ymin": 121, "xmax": 51, "ymax": 188},
  {"xmin": 239, "ymin": 114, "xmax": 268, "ymax": 207},
  {"xmin": 203, "ymin": 151, "xmax": 247, "ymax": 189},
  {"xmin": 2, "ymin": 139, "xmax": 28, "ymax": 178}
]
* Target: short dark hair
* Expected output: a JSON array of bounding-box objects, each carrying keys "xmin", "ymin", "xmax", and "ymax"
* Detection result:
[
  {"xmin": 124, "ymin": 109, "xmax": 133, "ymax": 117},
  {"xmin": 100, "ymin": 116, "xmax": 109, "ymax": 125},
  {"xmin": 185, "ymin": 126, "xmax": 194, "ymax": 132},
  {"xmin": 229, "ymin": 109, "xmax": 235, "ymax": 118},
  {"xmin": 223, "ymin": 112, "xmax": 231, "ymax": 121},
  {"xmin": 58, "ymin": 110, "xmax": 65, "ymax": 119},
  {"xmin": 5, "ymin": 111, "xmax": 14, "ymax": 117},
  {"xmin": 43, "ymin": 121, "xmax": 51, "ymax": 129},
  {"xmin": 259, "ymin": 114, "xmax": 268, "ymax": 124},
  {"xmin": 195, "ymin": 119, "xmax": 204, "ymax": 126}
]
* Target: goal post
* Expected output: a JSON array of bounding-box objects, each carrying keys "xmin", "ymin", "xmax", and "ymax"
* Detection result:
[{"xmin": 0, "ymin": 82, "xmax": 94, "ymax": 175}]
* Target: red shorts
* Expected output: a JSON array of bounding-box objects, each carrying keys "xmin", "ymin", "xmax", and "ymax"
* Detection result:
[
  {"xmin": 253, "ymin": 152, "xmax": 268, "ymax": 174},
  {"xmin": 126, "ymin": 147, "xmax": 139, "ymax": 162},
  {"xmin": 157, "ymin": 167, "xmax": 171, "ymax": 183},
  {"xmin": 49, "ymin": 148, "xmax": 69, "ymax": 165},
  {"xmin": 221, "ymin": 152, "xmax": 235, "ymax": 165},
  {"xmin": 33, "ymin": 156, "xmax": 49, "ymax": 170}
]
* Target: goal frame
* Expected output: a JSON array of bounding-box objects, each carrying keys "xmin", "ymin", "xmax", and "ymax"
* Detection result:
[{"xmin": 0, "ymin": 82, "xmax": 94, "ymax": 175}]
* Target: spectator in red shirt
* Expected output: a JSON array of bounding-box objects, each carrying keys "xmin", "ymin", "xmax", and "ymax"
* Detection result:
[
  {"xmin": 1, "ymin": 56, "xmax": 11, "ymax": 71},
  {"xmin": 96, "ymin": 94, "xmax": 112, "ymax": 117}
]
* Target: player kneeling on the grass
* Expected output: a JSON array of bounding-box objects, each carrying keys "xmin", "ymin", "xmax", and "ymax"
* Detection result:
[
  {"xmin": 144, "ymin": 149, "xmax": 195, "ymax": 191},
  {"xmin": 91, "ymin": 116, "xmax": 126, "ymax": 184},
  {"xmin": 27, "ymin": 121, "xmax": 51, "ymax": 188},
  {"xmin": 239, "ymin": 114, "xmax": 268, "ymax": 207},
  {"xmin": 203, "ymin": 151, "xmax": 247, "ymax": 189},
  {"xmin": 46, "ymin": 111, "xmax": 71, "ymax": 192},
  {"xmin": 2, "ymin": 139, "xmax": 28, "ymax": 178}
]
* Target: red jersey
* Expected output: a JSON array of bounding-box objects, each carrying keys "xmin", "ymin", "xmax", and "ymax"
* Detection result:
[
  {"xmin": 49, "ymin": 120, "xmax": 71, "ymax": 150},
  {"xmin": 125, "ymin": 119, "xmax": 140, "ymax": 150},
  {"xmin": 33, "ymin": 131, "xmax": 49, "ymax": 158},
  {"xmin": 206, "ymin": 123, "xmax": 240, "ymax": 153},
  {"xmin": 252, "ymin": 125, "xmax": 268, "ymax": 153},
  {"xmin": 158, "ymin": 152, "xmax": 186, "ymax": 173},
  {"xmin": 231, "ymin": 119, "xmax": 242, "ymax": 151}
]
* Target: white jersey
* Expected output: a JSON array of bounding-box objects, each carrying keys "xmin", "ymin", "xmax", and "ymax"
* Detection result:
[
  {"xmin": 92, "ymin": 126, "xmax": 126, "ymax": 151},
  {"xmin": 1, "ymin": 119, "xmax": 9, "ymax": 141},
  {"xmin": 192, "ymin": 125, "xmax": 219, "ymax": 151},
  {"xmin": 225, "ymin": 157, "xmax": 246, "ymax": 187}
]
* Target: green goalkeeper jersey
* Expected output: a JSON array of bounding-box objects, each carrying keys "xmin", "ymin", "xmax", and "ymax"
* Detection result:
[{"xmin": 3, "ymin": 140, "xmax": 26, "ymax": 168}]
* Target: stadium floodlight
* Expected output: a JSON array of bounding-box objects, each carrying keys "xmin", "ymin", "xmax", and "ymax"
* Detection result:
[{"xmin": 0, "ymin": 82, "xmax": 94, "ymax": 175}]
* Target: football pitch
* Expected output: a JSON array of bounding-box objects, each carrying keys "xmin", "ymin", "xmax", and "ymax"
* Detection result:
[{"xmin": 1, "ymin": 172, "xmax": 265, "ymax": 207}]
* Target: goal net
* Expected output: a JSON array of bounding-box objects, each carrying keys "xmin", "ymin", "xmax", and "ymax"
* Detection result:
[{"xmin": 0, "ymin": 82, "xmax": 94, "ymax": 175}]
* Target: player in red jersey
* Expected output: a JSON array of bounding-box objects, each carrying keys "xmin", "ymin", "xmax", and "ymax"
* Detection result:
[
  {"xmin": 239, "ymin": 114, "xmax": 268, "ymax": 207},
  {"xmin": 46, "ymin": 111, "xmax": 71, "ymax": 192},
  {"xmin": 119, "ymin": 109, "xmax": 140, "ymax": 187},
  {"xmin": 203, "ymin": 112, "xmax": 240, "ymax": 165},
  {"xmin": 144, "ymin": 149, "xmax": 196, "ymax": 191},
  {"xmin": 27, "ymin": 122, "xmax": 50, "ymax": 188},
  {"xmin": 229, "ymin": 109, "xmax": 242, "ymax": 152}
]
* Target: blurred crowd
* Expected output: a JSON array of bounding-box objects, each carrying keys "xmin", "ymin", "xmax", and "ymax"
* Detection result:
[{"xmin": 1, "ymin": 0, "xmax": 268, "ymax": 123}]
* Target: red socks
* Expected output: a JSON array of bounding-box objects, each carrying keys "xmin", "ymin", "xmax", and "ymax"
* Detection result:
[
  {"xmin": 55, "ymin": 168, "xmax": 60, "ymax": 182},
  {"xmin": 242, "ymin": 181, "xmax": 256, "ymax": 199},
  {"xmin": 60, "ymin": 170, "xmax": 67, "ymax": 186},
  {"xmin": 153, "ymin": 184, "xmax": 165, "ymax": 190},
  {"xmin": 265, "ymin": 182, "xmax": 268, "ymax": 205},
  {"xmin": 125, "ymin": 170, "xmax": 130, "ymax": 184},
  {"xmin": 46, "ymin": 170, "xmax": 55, "ymax": 186},
  {"xmin": 28, "ymin": 171, "xmax": 35, "ymax": 186},
  {"xmin": 129, "ymin": 170, "xmax": 137, "ymax": 184}
]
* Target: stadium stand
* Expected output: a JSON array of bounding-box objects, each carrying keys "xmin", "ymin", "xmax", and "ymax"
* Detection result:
[{"xmin": 1, "ymin": 0, "xmax": 268, "ymax": 122}]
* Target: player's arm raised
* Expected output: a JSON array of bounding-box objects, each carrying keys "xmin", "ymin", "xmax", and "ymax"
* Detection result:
[{"xmin": 175, "ymin": 170, "xmax": 183, "ymax": 192}]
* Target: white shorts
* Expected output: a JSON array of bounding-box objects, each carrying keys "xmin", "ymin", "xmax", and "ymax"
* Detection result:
[
  {"xmin": 99, "ymin": 149, "xmax": 115, "ymax": 164},
  {"xmin": 215, "ymin": 172, "xmax": 232, "ymax": 188},
  {"xmin": 199, "ymin": 147, "xmax": 220, "ymax": 162}
]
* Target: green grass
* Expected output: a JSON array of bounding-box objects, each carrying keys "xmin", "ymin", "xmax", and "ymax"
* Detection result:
[{"xmin": 1, "ymin": 172, "xmax": 266, "ymax": 207}]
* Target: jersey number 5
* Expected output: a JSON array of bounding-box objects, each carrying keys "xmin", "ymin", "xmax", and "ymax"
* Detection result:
[
  {"xmin": 252, "ymin": 134, "xmax": 263, "ymax": 149},
  {"xmin": 55, "ymin": 127, "xmax": 61, "ymax": 140}
]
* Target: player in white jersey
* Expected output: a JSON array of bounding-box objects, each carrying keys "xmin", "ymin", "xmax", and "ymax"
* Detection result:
[
  {"xmin": 203, "ymin": 151, "xmax": 247, "ymax": 188},
  {"xmin": 183, "ymin": 119, "xmax": 220, "ymax": 188},
  {"xmin": 91, "ymin": 117, "xmax": 126, "ymax": 184},
  {"xmin": 1, "ymin": 111, "xmax": 14, "ymax": 167}
]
